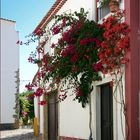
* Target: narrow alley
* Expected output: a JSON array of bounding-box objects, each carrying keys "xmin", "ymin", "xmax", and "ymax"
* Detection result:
[{"xmin": 0, "ymin": 128, "xmax": 35, "ymax": 140}]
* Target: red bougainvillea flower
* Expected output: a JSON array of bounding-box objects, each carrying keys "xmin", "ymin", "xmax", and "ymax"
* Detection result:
[
  {"xmin": 62, "ymin": 18, "xmax": 66, "ymax": 27},
  {"xmin": 25, "ymin": 83, "xmax": 34, "ymax": 91},
  {"xmin": 62, "ymin": 30, "xmax": 76, "ymax": 44},
  {"xmin": 28, "ymin": 56, "xmax": 34, "ymax": 63},
  {"xmin": 92, "ymin": 62, "xmax": 103, "ymax": 72},
  {"xmin": 80, "ymin": 38, "xmax": 100, "ymax": 46},
  {"xmin": 61, "ymin": 45, "xmax": 75, "ymax": 57},
  {"xmin": 50, "ymin": 43, "xmax": 55, "ymax": 48},
  {"xmin": 34, "ymin": 87, "xmax": 43, "ymax": 97},
  {"xmin": 52, "ymin": 25, "xmax": 61, "ymax": 35},
  {"xmin": 70, "ymin": 53, "xmax": 79, "ymax": 63},
  {"xmin": 75, "ymin": 87, "xmax": 83, "ymax": 97},
  {"xmin": 40, "ymin": 70, "xmax": 46, "ymax": 79},
  {"xmin": 99, "ymin": 10, "xmax": 130, "ymax": 73},
  {"xmin": 39, "ymin": 100, "xmax": 47, "ymax": 105},
  {"xmin": 37, "ymin": 47, "xmax": 44, "ymax": 54}
]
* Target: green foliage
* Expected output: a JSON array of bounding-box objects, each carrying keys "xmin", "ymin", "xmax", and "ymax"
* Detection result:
[
  {"xmin": 31, "ymin": 9, "xmax": 129, "ymax": 108},
  {"xmin": 43, "ymin": 9, "xmax": 104, "ymax": 107},
  {"xmin": 19, "ymin": 91, "xmax": 34, "ymax": 125}
]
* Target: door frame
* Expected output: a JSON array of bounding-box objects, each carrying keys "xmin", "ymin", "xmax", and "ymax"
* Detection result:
[
  {"xmin": 100, "ymin": 83, "xmax": 113, "ymax": 140},
  {"xmin": 48, "ymin": 92, "xmax": 58, "ymax": 140},
  {"xmin": 94, "ymin": 73, "xmax": 125, "ymax": 140},
  {"xmin": 96, "ymin": 82, "xmax": 114, "ymax": 140},
  {"xmin": 94, "ymin": 77, "xmax": 115, "ymax": 140}
]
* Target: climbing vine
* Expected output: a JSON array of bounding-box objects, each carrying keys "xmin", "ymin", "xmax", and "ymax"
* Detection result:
[{"xmin": 24, "ymin": 9, "xmax": 130, "ymax": 108}]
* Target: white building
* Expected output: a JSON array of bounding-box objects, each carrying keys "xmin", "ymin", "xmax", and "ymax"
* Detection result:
[
  {"xmin": 32, "ymin": 0, "xmax": 140, "ymax": 140},
  {"xmin": 0, "ymin": 18, "xmax": 19, "ymax": 130}
]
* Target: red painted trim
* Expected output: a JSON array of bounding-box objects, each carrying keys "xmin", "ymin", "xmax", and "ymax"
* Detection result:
[
  {"xmin": 96, "ymin": 0, "xmax": 98, "ymax": 22},
  {"xmin": 59, "ymin": 136, "xmax": 86, "ymax": 140},
  {"xmin": 33, "ymin": 0, "xmax": 68, "ymax": 34},
  {"xmin": 125, "ymin": 0, "xmax": 140, "ymax": 139}
]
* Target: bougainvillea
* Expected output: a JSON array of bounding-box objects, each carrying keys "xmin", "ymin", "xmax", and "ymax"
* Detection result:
[
  {"xmin": 25, "ymin": 9, "xmax": 130, "ymax": 108},
  {"xmin": 99, "ymin": 10, "xmax": 130, "ymax": 74},
  {"xmin": 40, "ymin": 9, "xmax": 104, "ymax": 107}
]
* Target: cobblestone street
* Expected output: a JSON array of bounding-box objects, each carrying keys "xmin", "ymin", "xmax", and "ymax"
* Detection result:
[{"xmin": 0, "ymin": 128, "xmax": 36, "ymax": 140}]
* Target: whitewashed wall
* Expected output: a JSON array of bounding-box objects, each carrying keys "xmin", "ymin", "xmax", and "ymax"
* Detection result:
[
  {"xmin": 57, "ymin": 0, "xmax": 97, "ymax": 20},
  {"xmin": 41, "ymin": 0, "xmax": 126, "ymax": 139},
  {"xmin": 0, "ymin": 19, "xmax": 19, "ymax": 124},
  {"xmin": 42, "ymin": 0, "xmax": 97, "ymax": 139}
]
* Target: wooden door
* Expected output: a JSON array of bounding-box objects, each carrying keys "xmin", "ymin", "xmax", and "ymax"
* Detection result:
[
  {"xmin": 48, "ymin": 93, "xmax": 58, "ymax": 140},
  {"xmin": 101, "ymin": 84, "xmax": 113, "ymax": 140}
]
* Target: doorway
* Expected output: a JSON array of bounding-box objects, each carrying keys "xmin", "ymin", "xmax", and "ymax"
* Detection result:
[
  {"xmin": 100, "ymin": 83, "xmax": 113, "ymax": 140},
  {"xmin": 48, "ymin": 93, "xmax": 58, "ymax": 140}
]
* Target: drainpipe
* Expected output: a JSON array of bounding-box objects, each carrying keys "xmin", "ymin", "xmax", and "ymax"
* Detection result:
[
  {"xmin": 89, "ymin": 86, "xmax": 93, "ymax": 140},
  {"xmin": 92, "ymin": 0, "xmax": 97, "ymax": 21},
  {"xmin": 89, "ymin": 1, "xmax": 97, "ymax": 139}
]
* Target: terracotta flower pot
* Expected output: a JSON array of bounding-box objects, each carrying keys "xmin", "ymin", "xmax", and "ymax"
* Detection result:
[{"xmin": 109, "ymin": 0, "xmax": 119, "ymax": 13}]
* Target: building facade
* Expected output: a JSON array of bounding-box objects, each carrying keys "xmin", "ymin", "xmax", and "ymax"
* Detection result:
[
  {"xmin": 33, "ymin": 0, "xmax": 140, "ymax": 140},
  {"xmin": 0, "ymin": 18, "xmax": 19, "ymax": 130}
]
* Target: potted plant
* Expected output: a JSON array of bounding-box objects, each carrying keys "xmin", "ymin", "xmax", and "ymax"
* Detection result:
[
  {"xmin": 101, "ymin": 0, "xmax": 120, "ymax": 12},
  {"xmin": 109, "ymin": 0, "xmax": 120, "ymax": 12}
]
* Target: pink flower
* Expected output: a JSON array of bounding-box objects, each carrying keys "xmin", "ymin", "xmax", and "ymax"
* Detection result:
[{"xmin": 22, "ymin": 111, "xmax": 28, "ymax": 117}]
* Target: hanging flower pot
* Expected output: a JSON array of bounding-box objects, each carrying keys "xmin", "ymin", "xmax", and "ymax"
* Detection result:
[{"xmin": 109, "ymin": 0, "xmax": 119, "ymax": 12}]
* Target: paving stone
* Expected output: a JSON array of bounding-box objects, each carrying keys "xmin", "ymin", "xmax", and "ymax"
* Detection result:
[{"xmin": 0, "ymin": 128, "xmax": 36, "ymax": 140}]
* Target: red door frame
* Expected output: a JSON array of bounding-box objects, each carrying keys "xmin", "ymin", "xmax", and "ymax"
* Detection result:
[{"xmin": 125, "ymin": 0, "xmax": 140, "ymax": 140}]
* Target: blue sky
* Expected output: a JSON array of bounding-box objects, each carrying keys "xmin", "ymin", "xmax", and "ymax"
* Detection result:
[{"xmin": 1, "ymin": 0, "xmax": 55, "ymax": 92}]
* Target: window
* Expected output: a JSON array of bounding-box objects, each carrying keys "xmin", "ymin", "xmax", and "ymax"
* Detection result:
[{"xmin": 97, "ymin": 1, "xmax": 110, "ymax": 21}]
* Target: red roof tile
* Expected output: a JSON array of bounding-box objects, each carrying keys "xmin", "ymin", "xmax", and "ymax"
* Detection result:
[{"xmin": 33, "ymin": 0, "xmax": 68, "ymax": 34}]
